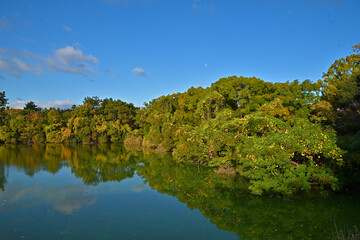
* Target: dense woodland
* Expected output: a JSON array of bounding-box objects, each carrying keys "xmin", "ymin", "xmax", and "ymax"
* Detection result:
[{"xmin": 0, "ymin": 44, "xmax": 359, "ymax": 195}]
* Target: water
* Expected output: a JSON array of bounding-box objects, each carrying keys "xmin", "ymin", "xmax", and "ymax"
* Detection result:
[{"xmin": 0, "ymin": 144, "xmax": 359, "ymax": 240}]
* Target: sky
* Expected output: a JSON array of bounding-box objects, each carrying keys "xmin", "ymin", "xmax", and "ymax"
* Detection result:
[{"xmin": 0, "ymin": 0, "xmax": 359, "ymax": 109}]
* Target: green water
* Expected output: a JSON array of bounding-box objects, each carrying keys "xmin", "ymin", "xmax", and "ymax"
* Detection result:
[{"xmin": 0, "ymin": 144, "xmax": 359, "ymax": 240}]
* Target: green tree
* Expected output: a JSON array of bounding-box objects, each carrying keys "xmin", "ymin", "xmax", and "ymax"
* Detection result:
[
  {"xmin": 0, "ymin": 91, "xmax": 8, "ymax": 125},
  {"xmin": 0, "ymin": 91, "xmax": 8, "ymax": 110},
  {"xmin": 322, "ymin": 43, "xmax": 360, "ymax": 133},
  {"xmin": 322, "ymin": 43, "xmax": 360, "ymax": 109},
  {"xmin": 83, "ymin": 96, "xmax": 101, "ymax": 108},
  {"xmin": 23, "ymin": 101, "xmax": 41, "ymax": 114}
]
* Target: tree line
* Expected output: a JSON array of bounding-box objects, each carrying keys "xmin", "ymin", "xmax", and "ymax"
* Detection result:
[{"xmin": 0, "ymin": 44, "xmax": 359, "ymax": 195}]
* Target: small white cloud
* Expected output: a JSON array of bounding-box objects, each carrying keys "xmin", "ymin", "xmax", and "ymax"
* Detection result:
[
  {"xmin": 13, "ymin": 58, "xmax": 42, "ymax": 73},
  {"xmin": 38, "ymin": 100, "xmax": 75, "ymax": 109},
  {"xmin": 132, "ymin": 67, "xmax": 146, "ymax": 76},
  {"xmin": 46, "ymin": 46, "xmax": 99, "ymax": 77},
  {"xmin": 204, "ymin": 63, "xmax": 208, "ymax": 67},
  {"xmin": 0, "ymin": 55, "xmax": 42, "ymax": 77},
  {"xmin": 0, "ymin": 45, "xmax": 99, "ymax": 78},
  {"xmin": 7, "ymin": 100, "xmax": 26, "ymax": 109},
  {"xmin": 8, "ymin": 99, "xmax": 75, "ymax": 109},
  {"xmin": 47, "ymin": 58, "xmax": 92, "ymax": 77},
  {"xmin": 23, "ymin": 49, "xmax": 42, "ymax": 59},
  {"xmin": 55, "ymin": 46, "xmax": 98, "ymax": 65},
  {"xmin": 63, "ymin": 25, "xmax": 72, "ymax": 32}
]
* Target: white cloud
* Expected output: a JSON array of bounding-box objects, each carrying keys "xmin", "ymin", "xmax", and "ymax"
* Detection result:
[
  {"xmin": 45, "ymin": 46, "xmax": 98, "ymax": 77},
  {"xmin": 38, "ymin": 100, "xmax": 75, "ymax": 109},
  {"xmin": 63, "ymin": 25, "xmax": 72, "ymax": 32},
  {"xmin": 0, "ymin": 47, "xmax": 20, "ymax": 56},
  {"xmin": 0, "ymin": 55, "xmax": 42, "ymax": 77},
  {"xmin": 8, "ymin": 99, "xmax": 75, "ymax": 109},
  {"xmin": 0, "ymin": 45, "xmax": 99, "ymax": 78},
  {"xmin": 47, "ymin": 58, "xmax": 92, "ymax": 76},
  {"xmin": 0, "ymin": 183, "xmax": 97, "ymax": 215},
  {"xmin": 204, "ymin": 63, "xmax": 208, "ymax": 67},
  {"xmin": 8, "ymin": 100, "xmax": 26, "ymax": 109},
  {"xmin": 0, "ymin": 48, "xmax": 43, "ymax": 78},
  {"xmin": 55, "ymin": 46, "xmax": 98, "ymax": 65},
  {"xmin": 0, "ymin": 56, "xmax": 20, "ymax": 77},
  {"xmin": 13, "ymin": 58, "xmax": 42, "ymax": 73},
  {"xmin": 132, "ymin": 67, "xmax": 146, "ymax": 76}
]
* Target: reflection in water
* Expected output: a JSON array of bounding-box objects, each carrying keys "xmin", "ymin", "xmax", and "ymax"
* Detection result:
[
  {"xmin": 0, "ymin": 161, "xmax": 6, "ymax": 191},
  {"xmin": 131, "ymin": 183, "xmax": 146, "ymax": 193},
  {"xmin": 0, "ymin": 144, "xmax": 359, "ymax": 239},
  {"xmin": 0, "ymin": 183, "xmax": 96, "ymax": 214}
]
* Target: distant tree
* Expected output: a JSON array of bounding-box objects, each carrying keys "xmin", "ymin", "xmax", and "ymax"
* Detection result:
[
  {"xmin": 0, "ymin": 91, "xmax": 8, "ymax": 111},
  {"xmin": 0, "ymin": 91, "xmax": 9, "ymax": 125},
  {"xmin": 83, "ymin": 96, "xmax": 101, "ymax": 108},
  {"xmin": 24, "ymin": 101, "xmax": 41, "ymax": 112}
]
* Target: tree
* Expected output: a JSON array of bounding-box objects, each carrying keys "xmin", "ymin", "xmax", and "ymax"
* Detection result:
[
  {"xmin": 0, "ymin": 91, "xmax": 8, "ymax": 110},
  {"xmin": 0, "ymin": 91, "xmax": 9, "ymax": 126},
  {"xmin": 321, "ymin": 44, "xmax": 360, "ymax": 133},
  {"xmin": 322, "ymin": 43, "xmax": 360, "ymax": 109},
  {"xmin": 24, "ymin": 101, "xmax": 41, "ymax": 112},
  {"xmin": 83, "ymin": 96, "xmax": 101, "ymax": 108}
]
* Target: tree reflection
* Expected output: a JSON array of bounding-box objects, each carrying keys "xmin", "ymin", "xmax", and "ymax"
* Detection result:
[
  {"xmin": 0, "ymin": 144, "xmax": 358, "ymax": 239},
  {"xmin": 0, "ymin": 144, "xmax": 66, "ymax": 176},
  {"xmin": 0, "ymin": 161, "xmax": 6, "ymax": 191},
  {"xmin": 135, "ymin": 153, "xmax": 359, "ymax": 240},
  {"xmin": 67, "ymin": 144, "xmax": 138, "ymax": 185}
]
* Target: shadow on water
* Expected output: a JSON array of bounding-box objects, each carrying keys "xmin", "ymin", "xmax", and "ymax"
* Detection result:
[{"xmin": 0, "ymin": 143, "xmax": 359, "ymax": 239}]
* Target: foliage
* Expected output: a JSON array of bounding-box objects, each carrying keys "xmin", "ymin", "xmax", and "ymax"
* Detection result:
[
  {"xmin": 322, "ymin": 44, "xmax": 360, "ymax": 110},
  {"xmin": 0, "ymin": 91, "xmax": 8, "ymax": 110},
  {"xmin": 322, "ymin": 44, "xmax": 360, "ymax": 134},
  {"xmin": 23, "ymin": 101, "xmax": 41, "ymax": 114},
  {"xmin": 0, "ymin": 43, "xmax": 359, "ymax": 195},
  {"xmin": 0, "ymin": 96, "xmax": 137, "ymax": 144},
  {"xmin": 174, "ymin": 110, "xmax": 342, "ymax": 195},
  {"xmin": 0, "ymin": 91, "xmax": 8, "ymax": 125}
]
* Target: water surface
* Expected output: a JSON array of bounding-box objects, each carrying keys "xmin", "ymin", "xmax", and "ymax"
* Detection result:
[{"xmin": 0, "ymin": 144, "xmax": 359, "ymax": 239}]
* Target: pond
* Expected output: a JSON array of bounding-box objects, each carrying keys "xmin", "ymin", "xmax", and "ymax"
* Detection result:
[{"xmin": 0, "ymin": 144, "xmax": 359, "ymax": 240}]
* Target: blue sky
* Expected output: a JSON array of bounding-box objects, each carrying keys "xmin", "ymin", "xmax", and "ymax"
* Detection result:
[{"xmin": 1, "ymin": 0, "xmax": 359, "ymax": 108}]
